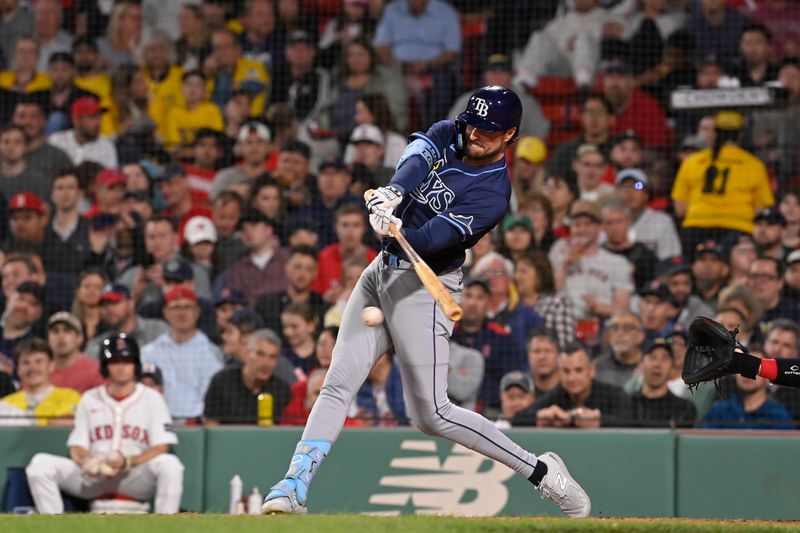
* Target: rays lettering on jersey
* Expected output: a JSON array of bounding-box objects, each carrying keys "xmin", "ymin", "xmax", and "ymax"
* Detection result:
[
  {"xmin": 410, "ymin": 160, "xmax": 455, "ymax": 213},
  {"xmin": 90, "ymin": 424, "xmax": 150, "ymax": 445}
]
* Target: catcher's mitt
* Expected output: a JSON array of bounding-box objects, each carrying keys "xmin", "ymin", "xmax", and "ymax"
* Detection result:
[{"xmin": 682, "ymin": 316, "xmax": 749, "ymax": 389}]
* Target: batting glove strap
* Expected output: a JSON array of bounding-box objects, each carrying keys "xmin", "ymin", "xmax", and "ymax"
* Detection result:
[{"xmin": 366, "ymin": 186, "xmax": 403, "ymax": 214}]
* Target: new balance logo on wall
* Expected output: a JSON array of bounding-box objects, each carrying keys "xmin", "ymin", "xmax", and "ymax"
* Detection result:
[{"xmin": 366, "ymin": 440, "xmax": 514, "ymax": 516}]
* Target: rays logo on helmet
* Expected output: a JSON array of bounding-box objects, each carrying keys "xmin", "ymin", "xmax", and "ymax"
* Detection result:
[{"xmin": 472, "ymin": 97, "xmax": 489, "ymax": 117}]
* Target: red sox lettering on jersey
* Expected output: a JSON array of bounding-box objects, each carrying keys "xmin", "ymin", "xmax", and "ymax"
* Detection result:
[{"xmin": 89, "ymin": 424, "xmax": 150, "ymax": 446}]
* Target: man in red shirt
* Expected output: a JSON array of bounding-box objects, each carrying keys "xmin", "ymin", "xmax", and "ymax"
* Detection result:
[
  {"xmin": 601, "ymin": 58, "xmax": 674, "ymax": 149},
  {"xmin": 47, "ymin": 311, "xmax": 104, "ymax": 393},
  {"xmin": 311, "ymin": 203, "xmax": 377, "ymax": 304}
]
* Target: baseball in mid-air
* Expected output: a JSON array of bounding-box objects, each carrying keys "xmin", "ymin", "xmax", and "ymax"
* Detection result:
[{"xmin": 362, "ymin": 306, "xmax": 384, "ymax": 327}]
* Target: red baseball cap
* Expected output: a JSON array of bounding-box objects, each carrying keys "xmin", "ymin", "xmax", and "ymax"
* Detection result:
[
  {"xmin": 97, "ymin": 168, "xmax": 126, "ymax": 188},
  {"xmin": 9, "ymin": 192, "xmax": 45, "ymax": 214},
  {"xmin": 164, "ymin": 286, "xmax": 197, "ymax": 305},
  {"xmin": 71, "ymin": 96, "xmax": 105, "ymax": 119}
]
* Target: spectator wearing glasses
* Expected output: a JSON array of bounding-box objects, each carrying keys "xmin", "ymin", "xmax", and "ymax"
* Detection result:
[
  {"xmin": 594, "ymin": 310, "xmax": 646, "ymax": 389},
  {"xmin": 747, "ymin": 256, "xmax": 800, "ymax": 326}
]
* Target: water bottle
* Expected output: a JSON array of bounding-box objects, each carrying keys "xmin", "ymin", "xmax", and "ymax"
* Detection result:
[
  {"xmin": 248, "ymin": 486, "xmax": 263, "ymax": 515},
  {"xmin": 229, "ymin": 474, "xmax": 242, "ymax": 514}
]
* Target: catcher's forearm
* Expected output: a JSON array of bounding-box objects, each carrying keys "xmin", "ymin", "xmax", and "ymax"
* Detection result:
[{"xmin": 759, "ymin": 357, "xmax": 800, "ymax": 388}]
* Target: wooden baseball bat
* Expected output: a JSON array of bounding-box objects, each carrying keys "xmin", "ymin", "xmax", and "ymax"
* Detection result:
[{"xmin": 365, "ymin": 190, "xmax": 463, "ymax": 321}]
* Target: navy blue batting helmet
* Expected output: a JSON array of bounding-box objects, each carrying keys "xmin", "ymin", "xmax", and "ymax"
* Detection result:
[
  {"xmin": 100, "ymin": 333, "xmax": 142, "ymax": 378},
  {"xmin": 456, "ymin": 85, "xmax": 522, "ymax": 139}
]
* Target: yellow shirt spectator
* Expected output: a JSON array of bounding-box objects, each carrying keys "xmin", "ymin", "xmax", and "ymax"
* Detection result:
[
  {"xmin": 3, "ymin": 387, "xmax": 81, "ymax": 426},
  {"xmin": 144, "ymin": 65, "xmax": 185, "ymax": 138},
  {"xmin": 672, "ymin": 144, "xmax": 774, "ymax": 234},
  {"xmin": 0, "ymin": 71, "xmax": 51, "ymax": 92},
  {"xmin": 164, "ymin": 102, "xmax": 224, "ymax": 150},
  {"xmin": 207, "ymin": 57, "xmax": 269, "ymax": 117}
]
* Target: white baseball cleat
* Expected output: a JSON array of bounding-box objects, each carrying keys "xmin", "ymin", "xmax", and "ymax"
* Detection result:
[
  {"xmin": 261, "ymin": 480, "xmax": 307, "ymax": 515},
  {"xmin": 534, "ymin": 452, "xmax": 591, "ymax": 518}
]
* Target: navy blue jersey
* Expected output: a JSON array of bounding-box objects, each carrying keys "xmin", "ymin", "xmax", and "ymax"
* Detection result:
[{"xmin": 385, "ymin": 120, "xmax": 511, "ymax": 273}]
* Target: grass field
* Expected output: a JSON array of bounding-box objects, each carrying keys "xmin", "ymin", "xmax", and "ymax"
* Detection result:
[{"xmin": 3, "ymin": 515, "xmax": 800, "ymax": 533}]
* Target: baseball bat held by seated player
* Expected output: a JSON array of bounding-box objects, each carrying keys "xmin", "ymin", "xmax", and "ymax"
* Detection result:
[{"xmin": 364, "ymin": 189, "xmax": 463, "ymax": 321}]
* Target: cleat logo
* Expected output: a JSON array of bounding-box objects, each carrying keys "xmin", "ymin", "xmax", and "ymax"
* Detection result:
[
  {"xmin": 472, "ymin": 98, "xmax": 489, "ymax": 117},
  {"xmin": 555, "ymin": 474, "xmax": 567, "ymax": 492}
]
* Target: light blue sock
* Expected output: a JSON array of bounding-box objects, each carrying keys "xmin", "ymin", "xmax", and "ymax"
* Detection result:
[{"xmin": 266, "ymin": 440, "xmax": 331, "ymax": 505}]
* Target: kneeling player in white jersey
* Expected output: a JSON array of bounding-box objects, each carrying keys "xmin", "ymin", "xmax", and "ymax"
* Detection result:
[{"xmin": 26, "ymin": 333, "xmax": 184, "ymax": 514}]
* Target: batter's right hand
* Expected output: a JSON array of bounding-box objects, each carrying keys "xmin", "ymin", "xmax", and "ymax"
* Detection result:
[
  {"xmin": 369, "ymin": 209, "xmax": 402, "ymax": 238},
  {"xmin": 366, "ymin": 186, "xmax": 403, "ymax": 214}
]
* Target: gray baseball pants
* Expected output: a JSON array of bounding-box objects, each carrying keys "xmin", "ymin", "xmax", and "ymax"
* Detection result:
[{"xmin": 302, "ymin": 255, "xmax": 538, "ymax": 478}]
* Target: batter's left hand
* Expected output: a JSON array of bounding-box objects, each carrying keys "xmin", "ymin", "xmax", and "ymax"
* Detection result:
[{"xmin": 369, "ymin": 209, "xmax": 402, "ymax": 237}]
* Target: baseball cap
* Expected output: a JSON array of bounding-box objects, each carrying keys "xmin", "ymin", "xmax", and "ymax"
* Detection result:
[
  {"xmin": 164, "ymin": 286, "xmax": 197, "ymax": 305},
  {"xmin": 228, "ymin": 308, "xmax": 264, "ymax": 330},
  {"xmin": 501, "ymin": 213, "xmax": 533, "ymax": 233},
  {"xmin": 499, "ymin": 370, "xmax": 534, "ymax": 393},
  {"xmin": 350, "ymin": 124, "xmax": 384, "ymax": 146},
  {"xmin": 214, "ymin": 287, "xmax": 245, "ymax": 307},
  {"xmin": 715, "ymin": 110, "xmax": 744, "ymax": 131},
  {"xmin": 96, "ymin": 168, "xmax": 126, "ymax": 188},
  {"xmin": 318, "ymin": 156, "xmax": 348, "ymax": 173},
  {"xmin": 238, "ymin": 121, "xmax": 271, "ymax": 142},
  {"xmin": 638, "ymin": 281, "xmax": 671, "ymax": 301},
  {"xmin": 280, "ymin": 139, "xmax": 311, "ymax": 160},
  {"xmin": 16, "ymin": 281, "xmax": 45, "ymax": 306},
  {"xmin": 140, "ymin": 362, "xmax": 164, "ymax": 386},
  {"xmin": 615, "ymin": 167, "xmax": 648, "ymax": 189},
  {"xmin": 515, "ymin": 136, "xmax": 547, "ymax": 164},
  {"xmin": 464, "ymin": 277, "xmax": 491, "ymax": 294},
  {"xmin": 71, "ymin": 96, "xmax": 105, "ymax": 119},
  {"xmin": 485, "ymin": 53, "xmax": 511, "ymax": 72},
  {"xmin": 569, "ymin": 200, "xmax": 601, "ymax": 222},
  {"xmin": 48, "ymin": 52, "xmax": 74, "ymax": 66},
  {"xmin": 611, "ymin": 129, "xmax": 641, "ymax": 148},
  {"xmin": 656, "ymin": 256, "xmax": 691, "ymax": 278},
  {"xmin": 288, "ymin": 30, "xmax": 315, "ymax": 46},
  {"xmin": 694, "ymin": 240, "xmax": 724, "ymax": 260},
  {"xmin": 643, "ymin": 337, "xmax": 673, "ymax": 357},
  {"xmin": 753, "ymin": 207, "xmax": 787, "ymax": 226},
  {"xmin": 47, "ymin": 311, "xmax": 83, "ymax": 333},
  {"xmin": 787, "ymin": 249, "xmax": 800, "ymax": 266},
  {"xmin": 159, "ymin": 163, "xmax": 187, "ymax": 182},
  {"xmin": 162, "ymin": 257, "xmax": 194, "ymax": 283},
  {"xmin": 9, "ymin": 192, "xmax": 45, "ymax": 214},
  {"xmin": 601, "ymin": 57, "xmax": 633, "ymax": 75},
  {"xmin": 100, "ymin": 283, "xmax": 131, "ymax": 303},
  {"xmin": 184, "ymin": 216, "xmax": 218, "ymax": 245},
  {"xmin": 237, "ymin": 208, "xmax": 274, "ymax": 230}
]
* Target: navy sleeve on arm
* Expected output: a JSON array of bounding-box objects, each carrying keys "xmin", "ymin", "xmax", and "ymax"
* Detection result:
[{"xmin": 389, "ymin": 121, "xmax": 456, "ymax": 194}]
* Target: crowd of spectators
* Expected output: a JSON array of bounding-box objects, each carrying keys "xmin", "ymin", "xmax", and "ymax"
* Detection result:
[{"xmin": 0, "ymin": 0, "xmax": 800, "ymax": 431}]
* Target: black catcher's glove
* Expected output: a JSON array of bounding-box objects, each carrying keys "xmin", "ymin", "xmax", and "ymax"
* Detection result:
[{"xmin": 682, "ymin": 316, "xmax": 760, "ymax": 389}]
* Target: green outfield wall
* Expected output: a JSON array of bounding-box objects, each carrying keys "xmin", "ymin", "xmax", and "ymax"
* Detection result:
[{"xmin": 0, "ymin": 427, "xmax": 797, "ymax": 519}]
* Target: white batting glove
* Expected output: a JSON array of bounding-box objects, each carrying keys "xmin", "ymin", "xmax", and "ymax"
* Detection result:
[
  {"xmin": 369, "ymin": 208, "xmax": 402, "ymax": 238},
  {"xmin": 366, "ymin": 186, "xmax": 403, "ymax": 214}
]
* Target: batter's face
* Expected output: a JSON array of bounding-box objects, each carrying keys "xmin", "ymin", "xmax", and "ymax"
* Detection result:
[
  {"xmin": 106, "ymin": 358, "xmax": 137, "ymax": 384},
  {"xmin": 18, "ymin": 352, "xmax": 53, "ymax": 391},
  {"xmin": 463, "ymin": 125, "xmax": 515, "ymax": 164}
]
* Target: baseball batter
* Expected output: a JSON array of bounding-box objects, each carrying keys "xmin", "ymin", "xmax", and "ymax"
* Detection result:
[
  {"xmin": 262, "ymin": 86, "xmax": 591, "ymax": 517},
  {"xmin": 26, "ymin": 334, "xmax": 184, "ymax": 514}
]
